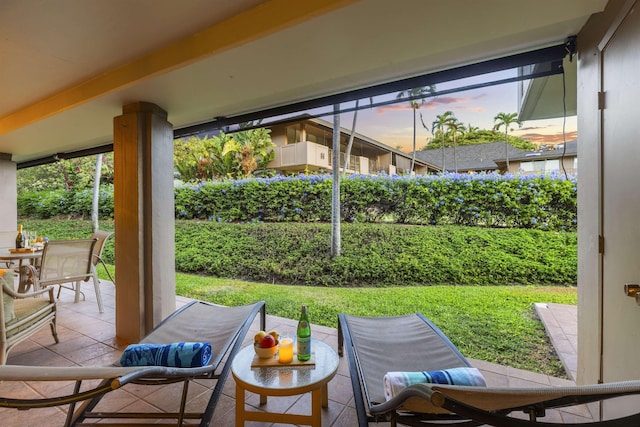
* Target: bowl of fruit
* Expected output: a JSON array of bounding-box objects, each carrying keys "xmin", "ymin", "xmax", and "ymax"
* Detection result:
[{"xmin": 253, "ymin": 330, "xmax": 279, "ymax": 359}]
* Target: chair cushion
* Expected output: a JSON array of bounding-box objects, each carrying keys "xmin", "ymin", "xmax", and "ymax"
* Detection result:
[
  {"xmin": 1, "ymin": 269, "xmax": 16, "ymax": 323},
  {"xmin": 7, "ymin": 298, "xmax": 53, "ymax": 338}
]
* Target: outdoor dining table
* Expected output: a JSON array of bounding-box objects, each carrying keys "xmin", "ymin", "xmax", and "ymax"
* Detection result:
[{"xmin": 0, "ymin": 249, "xmax": 43, "ymax": 288}]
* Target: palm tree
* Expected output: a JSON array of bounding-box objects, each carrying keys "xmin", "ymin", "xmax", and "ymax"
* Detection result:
[
  {"xmin": 443, "ymin": 113, "xmax": 464, "ymax": 173},
  {"xmin": 396, "ymin": 86, "xmax": 434, "ymax": 173},
  {"xmin": 493, "ymin": 112, "xmax": 523, "ymax": 172},
  {"xmin": 465, "ymin": 123, "xmax": 479, "ymax": 137},
  {"xmin": 432, "ymin": 111, "xmax": 455, "ymax": 172},
  {"xmin": 234, "ymin": 128, "xmax": 275, "ymax": 177}
]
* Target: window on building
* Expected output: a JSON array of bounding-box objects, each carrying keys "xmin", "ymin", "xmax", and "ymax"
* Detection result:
[
  {"xmin": 286, "ymin": 126, "xmax": 301, "ymax": 145},
  {"xmin": 520, "ymin": 159, "xmax": 561, "ymax": 174}
]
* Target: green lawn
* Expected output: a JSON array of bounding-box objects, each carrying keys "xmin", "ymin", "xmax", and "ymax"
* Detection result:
[
  {"xmin": 29, "ymin": 217, "xmax": 577, "ymax": 378},
  {"xmin": 173, "ymin": 272, "xmax": 576, "ymax": 378}
]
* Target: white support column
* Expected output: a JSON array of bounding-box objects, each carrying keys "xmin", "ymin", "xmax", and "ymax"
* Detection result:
[{"xmin": 0, "ymin": 155, "xmax": 17, "ymax": 249}]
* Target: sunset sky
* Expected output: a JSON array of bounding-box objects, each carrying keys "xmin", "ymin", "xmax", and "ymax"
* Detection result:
[{"xmin": 330, "ymin": 72, "xmax": 577, "ymax": 153}]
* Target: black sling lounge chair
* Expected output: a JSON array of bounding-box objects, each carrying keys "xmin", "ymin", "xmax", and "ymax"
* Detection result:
[
  {"xmin": 338, "ymin": 312, "xmax": 640, "ymax": 427},
  {"xmin": 0, "ymin": 300, "xmax": 266, "ymax": 427}
]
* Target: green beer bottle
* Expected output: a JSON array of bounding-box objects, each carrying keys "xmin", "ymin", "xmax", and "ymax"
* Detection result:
[
  {"xmin": 15, "ymin": 224, "xmax": 25, "ymax": 249},
  {"xmin": 297, "ymin": 305, "xmax": 311, "ymax": 361}
]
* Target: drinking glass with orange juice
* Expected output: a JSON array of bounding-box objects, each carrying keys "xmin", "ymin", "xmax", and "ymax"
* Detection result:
[{"xmin": 278, "ymin": 333, "xmax": 294, "ymax": 363}]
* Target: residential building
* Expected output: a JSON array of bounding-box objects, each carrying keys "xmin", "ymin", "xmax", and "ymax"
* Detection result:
[
  {"xmin": 413, "ymin": 142, "xmax": 528, "ymax": 173},
  {"xmin": 265, "ymin": 116, "xmax": 438, "ymax": 175},
  {"xmin": 413, "ymin": 141, "xmax": 578, "ymax": 175},
  {"xmin": 499, "ymin": 140, "xmax": 578, "ymax": 175}
]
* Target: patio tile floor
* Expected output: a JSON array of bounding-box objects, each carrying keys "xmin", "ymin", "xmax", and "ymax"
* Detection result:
[{"xmin": 0, "ymin": 280, "xmax": 594, "ymax": 425}]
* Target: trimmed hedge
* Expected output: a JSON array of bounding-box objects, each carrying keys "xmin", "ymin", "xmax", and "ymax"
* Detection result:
[
  {"xmin": 174, "ymin": 221, "xmax": 577, "ymax": 287},
  {"xmin": 19, "ymin": 173, "xmax": 577, "ymax": 232},
  {"xmin": 18, "ymin": 184, "xmax": 115, "ymax": 219},
  {"xmin": 21, "ymin": 219, "xmax": 577, "ymax": 287},
  {"xmin": 174, "ymin": 172, "xmax": 576, "ymax": 230}
]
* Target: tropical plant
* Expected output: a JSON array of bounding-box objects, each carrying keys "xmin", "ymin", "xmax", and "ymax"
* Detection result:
[
  {"xmin": 432, "ymin": 111, "xmax": 455, "ymax": 172},
  {"xmin": 444, "ymin": 114, "xmax": 465, "ymax": 173},
  {"xmin": 174, "ymin": 129, "xmax": 275, "ymax": 181},
  {"xmin": 396, "ymin": 86, "xmax": 435, "ymax": 172},
  {"xmin": 465, "ymin": 123, "xmax": 480, "ymax": 136},
  {"xmin": 16, "ymin": 153, "xmax": 114, "ymax": 193},
  {"xmin": 494, "ymin": 112, "xmax": 523, "ymax": 171},
  {"xmin": 232, "ymin": 128, "xmax": 275, "ymax": 178}
]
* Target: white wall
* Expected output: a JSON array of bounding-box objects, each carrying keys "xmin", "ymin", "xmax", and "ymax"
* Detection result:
[{"xmin": 0, "ymin": 158, "xmax": 17, "ymax": 249}]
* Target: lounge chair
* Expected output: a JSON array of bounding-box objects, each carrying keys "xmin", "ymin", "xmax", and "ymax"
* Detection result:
[
  {"xmin": 0, "ymin": 299, "xmax": 266, "ymax": 427},
  {"xmin": 338, "ymin": 312, "xmax": 640, "ymax": 426}
]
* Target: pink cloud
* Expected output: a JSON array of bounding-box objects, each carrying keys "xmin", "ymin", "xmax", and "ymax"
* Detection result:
[
  {"xmin": 376, "ymin": 95, "xmax": 483, "ymax": 113},
  {"xmin": 376, "ymin": 104, "xmax": 411, "ymax": 113},
  {"xmin": 520, "ymin": 131, "xmax": 578, "ymax": 144}
]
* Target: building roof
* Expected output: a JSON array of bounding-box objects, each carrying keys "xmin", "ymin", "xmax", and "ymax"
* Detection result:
[
  {"xmin": 506, "ymin": 140, "xmax": 577, "ymax": 162},
  {"xmin": 413, "ymin": 142, "xmax": 529, "ymax": 171}
]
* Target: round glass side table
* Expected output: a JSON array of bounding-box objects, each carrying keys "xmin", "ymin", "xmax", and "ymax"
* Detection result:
[{"xmin": 231, "ymin": 338, "xmax": 339, "ymax": 426}]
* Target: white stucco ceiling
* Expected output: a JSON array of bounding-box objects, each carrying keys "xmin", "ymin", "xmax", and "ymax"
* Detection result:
[{"xmin": 0, "ymin": 0, "xmax": 607, "ymax": 163}]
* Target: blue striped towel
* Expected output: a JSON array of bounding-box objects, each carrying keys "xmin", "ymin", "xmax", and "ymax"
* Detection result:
[
  {"xmin": 383, "ymin": 367, "xmax": 487, "ymax": 400},
  {"xmin": 120, "ymin": 342, "xmax": 212, "ymax": 368}
]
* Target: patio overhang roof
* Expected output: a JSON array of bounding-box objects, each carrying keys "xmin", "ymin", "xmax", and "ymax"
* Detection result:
[
  {"xmin": 517, "ymin": 56, "xmax": 578, "ymax": 121},
  {"xmin": 0, "ymin": 0, "xmax": 607, "ymax": 166}
]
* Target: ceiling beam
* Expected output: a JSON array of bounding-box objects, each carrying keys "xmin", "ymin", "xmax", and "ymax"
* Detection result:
[{"xmin": 0, "ymin": 0, "xmax": 357, "ymax": 137}]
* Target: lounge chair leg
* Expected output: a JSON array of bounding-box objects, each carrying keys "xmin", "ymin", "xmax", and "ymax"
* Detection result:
[
  {"xmin": 527, "ymin": 406, "xmax": 544, "ymax": 421},
  {"xmin": 337, "ymin": 318, "xmax": 344, "ymax": 357},
  {"xmin": 65, "ymin": 381, "xmax": 83, "ymax": 427},
  {"xmin": 177, "ymin": 378, "xmax": 189, "ymax": 426}
]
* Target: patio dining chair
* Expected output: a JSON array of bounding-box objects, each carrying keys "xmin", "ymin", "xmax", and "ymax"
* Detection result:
[
  {"xmin": 338, "ymin": 312, "xmax": 640, "ymax": 426},
  {"xmin": 19, "ymin": 238, "xmax": 100, "ymax": 312},
  {"xmin": 87, "ymin": 230, "xmax": 115, "ymax": 312}
]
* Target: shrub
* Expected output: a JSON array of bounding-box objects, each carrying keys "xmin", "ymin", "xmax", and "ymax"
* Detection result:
[
  {"xmin": 174, "ymin": 221, "xmax": 577, "ymax": 287},
  {"xmin": 22, "ymin": 219, "xmax": 577, "ymax": 287},
  {"xmin": 174, "ymin": 172, "xmax": 577, "ymax": 231},
  {"xmin": 19, "ymin": 173, "xmax": 577, "ymax": 232}
]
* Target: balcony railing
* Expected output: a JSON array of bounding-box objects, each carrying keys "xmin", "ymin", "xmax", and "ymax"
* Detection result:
[{"xmin": 328, "ymin": 150, "xmax": 360, "ymax": 172}]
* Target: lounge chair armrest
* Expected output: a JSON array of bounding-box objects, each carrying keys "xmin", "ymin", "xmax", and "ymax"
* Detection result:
[
  {"xmin": 369, "ymin": 382, "xmax": 445, "ymax": 416},
  {"xmin": 370, "ymin": 381, "xmax": 640, "ymax": 426}
]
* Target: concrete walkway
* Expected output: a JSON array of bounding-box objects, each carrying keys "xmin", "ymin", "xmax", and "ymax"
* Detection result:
[{"xmin": 535, "ymin": 303, "xmax": 578, "ymax": 381}]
